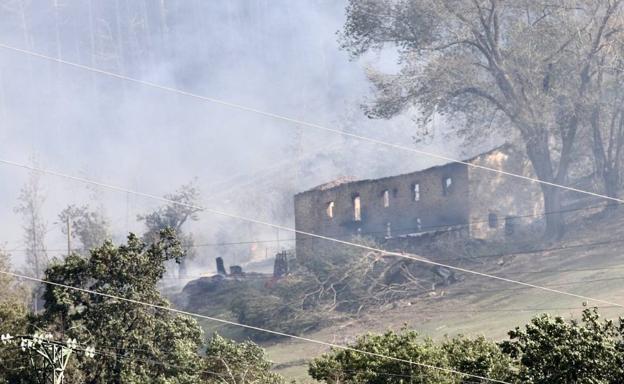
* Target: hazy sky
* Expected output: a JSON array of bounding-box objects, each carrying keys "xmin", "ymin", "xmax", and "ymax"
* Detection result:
[{"xmin": 0, "ymin": 1, "xmax": 474, "ymax": 272}]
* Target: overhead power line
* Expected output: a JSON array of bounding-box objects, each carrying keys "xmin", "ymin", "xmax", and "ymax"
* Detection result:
[
  {"xmin": 0, "ymin": 338, "xmax": 491, "ymax": 383},
  {"xmin": 0, "ymin": 159, "xmax": 622, "ymax": 310},
  {"xmin": 0, "ymin": 269, "xmax": 510, "ymax": 384},
  {"xmin": 0, "ymin": 42, "xmax": 622, "ymax": 206},
  {"xmin": 5, "ymin": 201, "xmax": 607, "ymax": 253},
  {"xmin": 454, "ymin": 275, "xmax": 624, "ymax": 296}
]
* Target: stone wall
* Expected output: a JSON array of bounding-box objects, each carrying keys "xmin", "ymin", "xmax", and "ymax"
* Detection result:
[
  {"xmin": 294, "ymin": 161, "xmax": 471, "ymax": 262},
  {"xmin": 467, "ymin": 145, "xmax": 544, "ymax": 239}
]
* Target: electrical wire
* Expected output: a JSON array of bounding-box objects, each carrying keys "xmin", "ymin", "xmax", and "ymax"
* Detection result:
[
  {"xmin": 0, "ymin": 42, "xmax": 621, "ymax": 206},
  {"xmin": 0, "ymin": 29, "xmax": 617, "ymax": 384},
  {"xmin": 0, "ymin": 159, "xmax": 622, "ymax": 309},
  {"xmin": 3, "ymin": 201, "xmax": 608, "ymax": 253},
  {"xmin": 0, "ymin": 269, "xmax": 511, "ymax": 384}
]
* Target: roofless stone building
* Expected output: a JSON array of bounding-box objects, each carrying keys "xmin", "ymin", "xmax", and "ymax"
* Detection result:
[{"xmin": 294, "ymin": 145, "xmax": 544, "ymax": 262}]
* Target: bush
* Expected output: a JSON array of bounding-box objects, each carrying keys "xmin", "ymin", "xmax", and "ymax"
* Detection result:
[{"xmin": 202, "ymin": 333, "xmax": 285, "ymax": 384}]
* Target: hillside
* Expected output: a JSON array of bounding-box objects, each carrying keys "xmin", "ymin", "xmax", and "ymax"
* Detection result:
[
  {"xmin": 174, "ymin": 203, "xmax": 624, "ymax": 381},
  {"xmin": 260, "ymin": 204, "xmax": 624, "ymax": 381}
]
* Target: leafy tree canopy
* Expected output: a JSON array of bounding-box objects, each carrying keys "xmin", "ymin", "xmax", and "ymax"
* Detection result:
[
  {"xmin": 41, "ymin": 229, "xmax": 203, "ymax": 383},
  {"xmin": 310, "ymin": 309, "xmax": 624, "ymax": 384},
  {"xmin": 501, "ymin": 308, "xmax": 624, "ymax": 383},
  {"xmin": 202, "ymin": 333, "xmax": 285, "ymax": 384}
]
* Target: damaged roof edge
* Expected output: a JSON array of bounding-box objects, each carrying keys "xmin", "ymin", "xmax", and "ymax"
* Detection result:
[{"xmin": 296, "ymin": 143, "xmax": 513, "ymax": 196}]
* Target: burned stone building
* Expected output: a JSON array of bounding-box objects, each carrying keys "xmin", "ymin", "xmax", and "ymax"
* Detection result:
[{"xmin": 294, "ymin": 145, "xmax": 544, "ymax": 262}]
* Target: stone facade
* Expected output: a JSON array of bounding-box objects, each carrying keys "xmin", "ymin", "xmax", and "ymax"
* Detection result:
[{"xmin": 294, "ymin": 145, "xmax": 544, "ymax": 262}]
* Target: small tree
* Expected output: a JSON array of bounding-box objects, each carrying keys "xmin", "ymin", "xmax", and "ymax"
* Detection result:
[
  {"xmin": 138, "ymin": 181, "xmax": 202, "ymax": 278},
  {"xmin": 14, "ymin": 167, "xmax": 48, "ymax": 311},
  {"xmin": 58, "ymin": 204, "xmax": 109, "ymax": 255}
]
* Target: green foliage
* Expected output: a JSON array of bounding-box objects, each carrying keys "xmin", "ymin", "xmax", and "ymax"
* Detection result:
[
  {"xmin": 137, "ymin": 181, "xmax": 201, "ymax": 240},
  {"xmin": 309, "ymin": 328, "xmax": 456, "ymax": 383},
  {"xmin": 41, "ymin": 229, "xmax": 203, "ymax": 383},
  {"xmin": 183, "ymin": 271, "xmax": 325, "ymax": 341},
  {"xmin": 1, "ymin": 233, "xmax": 290, "ymax": 383},
  {"xmin": 202, "ymin": 333, "xmax": 284, "ymax": 384},
  {"xmin": 0, "ymin": 249, "xmax": 32, "ymax": 383},
  {"xmin": 0, "ymin": 303, "xmax": 30, "ymax": 382},
  {"xmin": 442, "ymin": 336, "xmax": 515, "ymax": 384},
  {"xmin": 309, "ymin": 329, "xmax": 515, "ymax": 383},
  {"xmin": 500, "ymin": 308, "xmax": 624, "ymax": 383},
  {"xmin": 310, "ymin": 309, "xmax": 624, "ymax": 384}
]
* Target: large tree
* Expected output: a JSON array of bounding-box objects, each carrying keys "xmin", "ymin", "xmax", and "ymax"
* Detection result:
[
  {"xmin": 340, "ymin": 0, "xmax": 624, "ymax": 236},
  {"xmin": 500, "ymin": 308, "xmax": 624, "ymax": 383},
  {"xmin": 41, "ymin": 229, "xmax": 203, "ymax": 383},
  {"xmin": 585, "ymin": 38, "xmax": 624, "ymax": 209}
]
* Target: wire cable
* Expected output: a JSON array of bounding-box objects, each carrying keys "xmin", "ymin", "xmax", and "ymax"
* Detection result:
[
  {"xmin": 6, "ymin": 199, "xmax": 607, "ymax": 253},
  {"xmin": 0, "ymin": 159, "xmax": 622, "ymax": 309},
  {"xmin": 0, "ymin": 42, "xmax": 622, "ymax": 205},
  {"xmin": 0, "ymin": 269, "xmax": 510, "ymax": 384}
]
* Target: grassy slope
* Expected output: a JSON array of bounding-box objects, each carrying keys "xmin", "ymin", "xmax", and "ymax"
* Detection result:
[{"xmin": 264, "ymin": 208, "xmax": 624, "ymax": 382}]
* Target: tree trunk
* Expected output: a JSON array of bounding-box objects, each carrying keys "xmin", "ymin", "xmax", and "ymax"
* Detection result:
[
  {"xmin": 525, "ymin": 132, "xmax": 565, "ymax": 238},
  {"xmin": 604, "ymin": 167, "xmax": 620, "ymax": 210},
  {"xmin": 591, "ymin": 107, "xmax": 621, "ymax": 210},
  {"xmin": 541, "ymin": 184, "xmax": 564, "ymax": 238}
]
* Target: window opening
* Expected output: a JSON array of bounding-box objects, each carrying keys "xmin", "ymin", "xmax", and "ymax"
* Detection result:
[
  {"xmin": 488, "ymin": 213, "xmax": 498, "ymax": 228},
  {"xmin": 326, "ymin": 201, "xmax": 334, "ymax": 218},
  {"xmin": 353, "ymin": 195, "xmax": 361, "ymax": 221},
  {"xmin": 382, "ymin": 190, "xmax": 390, "ymax": 208},
  {"xmin": 413, "ymin": 183, "xmax": 420, "ymax": 201},
  {"xmin": 442, "ymin": 177, "xmax": 453, "ymax": 195},
  {"xmin": 505, "ymin": 216, "xmax": 516, "ymax": 235}
]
